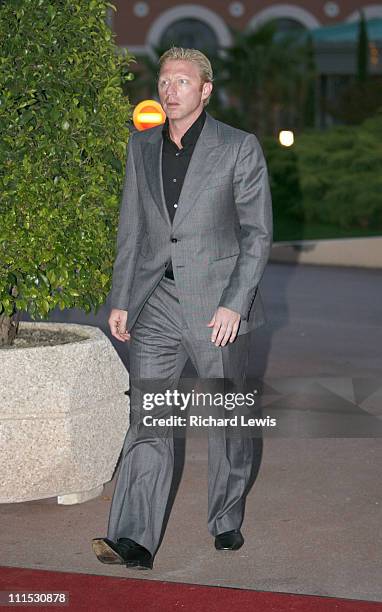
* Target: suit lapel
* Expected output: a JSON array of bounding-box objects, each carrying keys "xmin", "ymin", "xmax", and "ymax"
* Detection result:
[{"xmin": 142, "ymin": 133, "xmax": 171, "ymax": 227}]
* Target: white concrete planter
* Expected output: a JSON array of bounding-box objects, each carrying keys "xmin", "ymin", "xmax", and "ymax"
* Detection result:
[{"xmin": 0, "ymin": 322, "xmax": 129, "ymax": 505}]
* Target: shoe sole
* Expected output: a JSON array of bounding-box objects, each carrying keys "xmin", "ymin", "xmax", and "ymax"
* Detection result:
[
  {"xmin": 215, "ymin": 543, "xmax": 244, "ymax": 550},
  {"xmin": 125, "ymin": 560, "xmax": 153, "ymax": 570},
  {"xmin": 92, "ymin": 539, "xmax": 125, "ymax": 565}
]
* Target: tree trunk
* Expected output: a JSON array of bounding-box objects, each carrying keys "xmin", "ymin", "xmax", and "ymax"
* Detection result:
[{"xmin": 0, "ymin": 311, "xmax": 21, "ymax": 346}]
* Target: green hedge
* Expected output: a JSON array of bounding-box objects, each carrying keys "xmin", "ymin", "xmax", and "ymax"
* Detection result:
[
  {"xmin": 262, "ymin": 138, "xmax": 302, "ymax": 218},
  {"xmin": 264, "ymin": 113, "xmax": 382, "ymax": 232},
  {"xmin": 0, "ymin": 0, "xmax": 133, "ymax": 319}
]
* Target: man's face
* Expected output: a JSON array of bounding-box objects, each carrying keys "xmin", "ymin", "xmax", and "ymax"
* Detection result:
[{"xmin": 158, "ymin": 59, "xmax": 212, "ymax": 121}]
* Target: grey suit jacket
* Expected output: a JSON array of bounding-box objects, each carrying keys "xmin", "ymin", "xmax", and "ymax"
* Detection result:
[{"xmin": 110, "ymin": 112, "xmax": 273, "ymax": 339}]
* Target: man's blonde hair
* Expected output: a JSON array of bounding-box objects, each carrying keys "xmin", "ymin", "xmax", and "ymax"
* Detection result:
[{"xmin": 158, "ymin": 47, "xmax": 213, "ymax": 106}]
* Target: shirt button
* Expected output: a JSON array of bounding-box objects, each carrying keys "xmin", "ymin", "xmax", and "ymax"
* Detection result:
[
  {"xmin": 175, "ymin": 152, "xmax": 180, "ymax": 156},
  {"xmin": 172, "ymin": 178, "xmax": 177, "ymax": 182},
  {"xmin": 171, "ymin": 238, "xmax": 178, "ymax": 243},
  {"xmin": 174, "ymin": 203, "xmax": 178, "ymax": 208}
]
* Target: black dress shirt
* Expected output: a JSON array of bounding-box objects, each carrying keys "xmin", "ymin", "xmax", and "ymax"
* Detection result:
[{"xmin": 162, "ymin": 109, "xmax": 206, "ymax": 277}]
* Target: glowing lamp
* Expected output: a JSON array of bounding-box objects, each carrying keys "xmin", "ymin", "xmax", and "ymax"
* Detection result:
[{"xmin": 279, "ymin": 130, "xmax": 294, "ymax": 147}]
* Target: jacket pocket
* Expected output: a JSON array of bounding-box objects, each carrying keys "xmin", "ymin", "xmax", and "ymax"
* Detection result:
[
  {"xmin": 211, "ymin": 251, "xmax": 239, "ymax": 261},
  {"xmin": 209, "ymin": 226, "xmax": 240, "ymax": 261}
]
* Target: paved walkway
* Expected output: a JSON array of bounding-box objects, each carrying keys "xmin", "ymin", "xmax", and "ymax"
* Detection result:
[{"xmin": 3, "ymin": 263, "xmax": 381, "ymax": 601}]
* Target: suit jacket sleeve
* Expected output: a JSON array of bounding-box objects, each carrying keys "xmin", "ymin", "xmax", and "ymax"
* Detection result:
[
  {"xmin": 110, "ymin": 132, "xmax": 145, "ymax": 311},
  {"xmin": 217, "ymin": 133, "xmax": 273, "ymax": 320}
]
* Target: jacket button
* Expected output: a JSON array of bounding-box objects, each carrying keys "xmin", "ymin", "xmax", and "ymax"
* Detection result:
[{"xmin": 171, "ymin": 238, "xmax": 178, "ymax": 243}]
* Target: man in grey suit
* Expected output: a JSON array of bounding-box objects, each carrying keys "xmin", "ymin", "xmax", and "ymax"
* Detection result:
[{"xmin": 92, "ymin": 47, "xmax": 272, "ymax": 570}]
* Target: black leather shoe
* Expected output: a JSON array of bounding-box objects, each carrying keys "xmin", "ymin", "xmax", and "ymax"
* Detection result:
[
  {"xmin": 92, "ymin": 537, "xmax": 153, "ymax": 570},
  {"xmin": 214, "ymin": 529, "xmax": 244, "ymax": 551},
  {"xmin": 118, "ymin": 538, "xmax": 153, "ymax": 570}
]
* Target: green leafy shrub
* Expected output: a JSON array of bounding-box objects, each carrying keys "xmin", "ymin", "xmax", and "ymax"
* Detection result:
[
  {"xmin": 295, "ymin": 114, "xmax": 382, "ymax": 229},
  {"xmin": 262, "ymin": 138, "xmax": 302, "ymax": 219},
  {"xmin": 0, "ymin": 0, "xmax": 133, "ymax": 339}
]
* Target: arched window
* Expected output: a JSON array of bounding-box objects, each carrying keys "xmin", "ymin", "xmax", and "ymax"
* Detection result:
[
  {"xmin": 269, "ymin": 18, "xmax": 307, "ymax": 34},
  {"xmin": 248, "ymin": 6, "xmax": 320, "ymax": 32},
  {"xmin": 159, "ymin": 18, "xmax": 219, "ymax": 54}
]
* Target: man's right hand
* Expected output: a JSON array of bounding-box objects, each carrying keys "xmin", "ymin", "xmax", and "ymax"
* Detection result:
[{"xmin": 108, "ymin": 308, "xmax": 131, "ymax": 342}]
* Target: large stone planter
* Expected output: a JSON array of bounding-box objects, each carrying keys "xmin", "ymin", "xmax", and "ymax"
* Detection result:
[{"xmin": 0, "ymin": 322, "xmax": 129, "ymax": 504}]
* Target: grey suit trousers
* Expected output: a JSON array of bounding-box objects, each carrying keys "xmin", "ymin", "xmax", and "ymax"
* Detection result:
[{"xmin": 107, "ymin": 275, "xmax": 258, "ymax": 555}]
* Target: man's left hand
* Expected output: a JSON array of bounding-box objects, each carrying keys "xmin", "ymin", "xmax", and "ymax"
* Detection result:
[{"xmin": 207, "ymin": 307, "xmax": 241, "ymax": 346}]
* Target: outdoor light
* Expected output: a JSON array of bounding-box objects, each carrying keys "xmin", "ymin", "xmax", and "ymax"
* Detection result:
[
  {"xmin": 279, "ymin": 130, "xmax": 294, "ymax": 147},
  {"xmin": 369, "ymin": 42, "xmax": 379, "ymax": 67},
  {"xmin": 133, "ymin": 99, "xmax": 166, "ymax": 131}
]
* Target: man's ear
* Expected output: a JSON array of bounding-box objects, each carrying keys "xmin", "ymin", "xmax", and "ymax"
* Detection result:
[{"xmin": 202, "ymin": 81, "xmax": 213, "ymax": 101}]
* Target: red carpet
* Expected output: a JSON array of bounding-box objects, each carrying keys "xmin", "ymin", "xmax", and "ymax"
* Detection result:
[{"xmin": 1, "ymin": 566, "xmax": 381, "ymax": 611}]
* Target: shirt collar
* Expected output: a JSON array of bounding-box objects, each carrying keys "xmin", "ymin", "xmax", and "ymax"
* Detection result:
[{"xmin": 162, "ymin": 109, "xmax": 206, "ymax": 148}]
